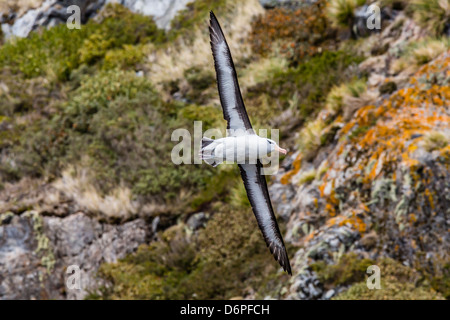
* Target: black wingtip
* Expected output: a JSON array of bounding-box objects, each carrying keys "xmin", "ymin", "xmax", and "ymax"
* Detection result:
[
  {"xmin": 283, "ymin": 251, "xmax": 293, "ymax": 276},
  {"xmin": 268, "ymin": 242, "xmax": 292, "ymax": 276}
]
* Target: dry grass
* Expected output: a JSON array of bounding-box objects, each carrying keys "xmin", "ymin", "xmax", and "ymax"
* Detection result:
[
  {"xmin": 239, "ymin": 56, "xmax": 287, "ymax": 89},
  {"xmin": 145, "ymin": 0, "xmax": 264, "ymax": 86},
  {"xmin": 296, "ymin": 169, "xmax": 317, "ymax": 185},
  {"xmin": 0, "ymin": 0, "xmax": 44, "ymax": 17},
  {"xmin": 421, "ymin": 131, "xmax": 450, "ymax": 152},
  {"xmin": 391, "ymin": 38, "xmax": 450, "ymax": 74},
  {"xmin": 412, "ymin": 38, "xmax": 450, "ymax": 64},
  {"xmin": 326, "ymin": 0, "xmax": 366, "ymax": 28},
  {"xmin": 298, "ymin": 118, "xmax": 327, "ymax": 161},
  {"xmin": 52, "ymin": 166, "xmax": 137, "ymax": 220},
  {"xmin": 326, "ymin": 79, "xmax": 377, "ymax": 120},
  {"xmin": 326, "ymin": 79, "xmax": 367, "ymax": 114},
  {"xmin": 411, "ymin": 0, "xmax": 450, "ymax": 36}
]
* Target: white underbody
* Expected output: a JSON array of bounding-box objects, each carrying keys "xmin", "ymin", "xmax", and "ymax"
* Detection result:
[{"xmin": 203, "ymin": 135, "xmax": 272, "ymax": 164}]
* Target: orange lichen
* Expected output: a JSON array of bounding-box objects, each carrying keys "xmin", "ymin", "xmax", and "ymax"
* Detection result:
[
  {"xmin": 280, "ymin": 153, "xmax": 302, "ymax": 185},
  {"xmin": 305, "ymin": 52, "xmax": 449, "ymax": 235},
  {"xmin": 327, "ymin": 212, "xmax": 367, "ymax": 233}
]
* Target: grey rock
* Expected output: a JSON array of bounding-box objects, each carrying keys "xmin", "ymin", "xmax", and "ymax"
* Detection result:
[
  {"xmin": 186, "ymin": 212, "xmax": 208, "ymax": 231},
  {"xmin": 290, "ymin": 269, "xmax": 323, "ymax": 300},
  {"xmin": 323, "ymin": 289, "xmax": 335, "ymax": 300},
  {"xmin": 1, "ymin": 0, "xmax": 190, "ymax": 39},
  {"xmin": 0, "ymin": 212, "xmax": 150, "ymax": 300}
]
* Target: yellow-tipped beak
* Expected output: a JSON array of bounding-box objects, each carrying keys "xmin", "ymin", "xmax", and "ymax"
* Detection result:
[{"xmin": 276, "ymin": 146, "xmax": 287, "ymax": 155}]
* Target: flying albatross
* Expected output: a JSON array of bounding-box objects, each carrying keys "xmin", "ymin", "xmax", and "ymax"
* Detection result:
[{"xmin": 199, "ymin": 11, "xmax": 292, "ymax": 275}]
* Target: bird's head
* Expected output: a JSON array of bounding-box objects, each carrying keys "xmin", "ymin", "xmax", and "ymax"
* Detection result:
[{"xmin": 266, "ymin": 139, "xmax": 287, "ymax": 155}]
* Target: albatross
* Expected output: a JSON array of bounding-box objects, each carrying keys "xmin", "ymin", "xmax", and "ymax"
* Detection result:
[{"xmin": 199, "ymin": 11, "xmax": 292, "ymax": 275}]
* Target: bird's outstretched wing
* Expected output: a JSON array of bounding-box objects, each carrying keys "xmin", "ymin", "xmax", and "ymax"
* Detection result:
[
  {"xmin": 209, "ymin": 11, "xmax": 291, "ymax": 275},
  {"xmin": 209, "ymin": 11, "xmax": 254, "ymax": 134},
  {"xmin": 238, "ymin": 162, "xmax": 292, "ymax": 275}
]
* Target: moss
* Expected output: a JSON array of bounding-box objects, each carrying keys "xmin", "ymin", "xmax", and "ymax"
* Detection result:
[
  {"xmin": 92, "ymin": 224, "xmax": 195, "ymax": 299},
  {"xmin": 334, "ymin": 258, "xmax": 445, "ymax": 300},
  {"xmin": 429, "ymin": 263, "xmax": 450, "ymax": 299},
  {"xmin": 23, "ymin": 211, "xmax": 56, "ymax": 274},
  {"xmin": 311, "ymin": 253, "xmax": 375, "ymax": 288},
  {"xmin": 102, "ymin": 45, "xmax": 145, "ymax": 70},
  {"xmin": 90, "ymin": 204, "xmax": 285, "ymax": 300}
]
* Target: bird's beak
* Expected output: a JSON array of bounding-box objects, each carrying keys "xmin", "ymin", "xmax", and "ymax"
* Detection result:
[{"xmin": 276, "ymin": 146, "xmax": 287, "ymax": 155}]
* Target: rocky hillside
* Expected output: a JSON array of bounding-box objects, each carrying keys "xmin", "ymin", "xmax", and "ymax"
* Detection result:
[{"xmin": 0, "ymin": 0, "xmax": 449, "ymax": 299}]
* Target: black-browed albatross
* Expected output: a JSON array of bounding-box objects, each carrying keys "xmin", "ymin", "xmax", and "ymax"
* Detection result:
[{"xmin": 199, "ymin": 11, "xmax": 292, "ymax": 275}]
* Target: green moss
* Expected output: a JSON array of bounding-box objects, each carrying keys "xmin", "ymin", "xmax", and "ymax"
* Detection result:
[
  {"xmin": 89, "ymin": 204, "xmax": 285, "ymax": 300},
  {"xmin": 102, "ymin": 45, "xmax": 145, "ymax": 70},
  {"xmin": 311, "ymin": 253, "xmax": 375, "ymax": 288},
  {"xmin": 24, "ymin": 211, "xmax": 56, "ymax": 274},
  {"xmin": 334, "ymin": 258, "xmax": 445, "ymax": 300},
  {"xmin": 429, "ymin": 263, "xmax": 450, "ymax": 299}
]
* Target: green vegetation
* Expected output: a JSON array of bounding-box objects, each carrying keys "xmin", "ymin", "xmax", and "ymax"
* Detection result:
[
  {"xmin": 326, "ymin": 0, "xmax": 366, "ymax": 36},
  {"xmin": 391, "ymin": 37, "xmax": 450, "ymax": 73},
  {"xmin": 311, "ymin": 253, "xmax": 375, "ymax": 288},
  {"xmin": 246, "ymin": 50, "xmax": 363, "ymax": 121},
  {"xmin": 88, "ymin": 203, "xmax": 285, "ymax": 300},
  {"xmin": 0, "ymin": 4, "xmax": 165, "ymax": 80},
  {"xmin": 410, "ymin": 0, "xmax": 450, "ymax": 36},
  {"xmin": 1, "ymin": 0, "xmax": 448, "ymax": 301},
  {"xmin": 168, "ymin": 0, "xmax": 229, "ymax": 41},
  {"xmin": 331, "ymin": 257, "xmax": 445, "ymax": 300},
  {"xmin": 325, "ymin": 78, "xmax": 367, "ymax": 114},
  {"xmin": 421, "ymin": 131, "xmax": 450, "ymax": 152}
]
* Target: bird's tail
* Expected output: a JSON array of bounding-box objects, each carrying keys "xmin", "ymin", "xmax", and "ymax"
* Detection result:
[{"xmin": 199, "ymin": 137, "xmax": 222, "ymax": 167}]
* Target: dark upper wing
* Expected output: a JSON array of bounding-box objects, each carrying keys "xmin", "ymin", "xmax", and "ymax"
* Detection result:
[
  {"xmin": 209, "ymin": 11, "xmax": 253, "ymax": 134},
  {"xmin": 238, "ymin": 162, "xmax": 292, "ymax": 275}
]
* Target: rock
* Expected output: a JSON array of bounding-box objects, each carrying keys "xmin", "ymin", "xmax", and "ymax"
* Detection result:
[
  {"xmin": 269, "ymin": 181, "xmax": 296, "ymax": 222},
  {"xmin": 323, "ymin": 289, "xmax": 335, "ymax": 300},
  {"xmin": 289, "ymin": 269, "xmax": 323, "ymax": 300},
  {"xmin": 186, "ymin": 212, "xmax": 208, "ymax": 231},
  {"xmin": 109, "ymin": 0, "xmax": 192, "ymax": 29},
  {"xmin": 1, "ymin": 0, "xmax": 190, "ymax": 39},
  {"xmin": 0, "ymin": 211, "xmax": 150, "ymax": 299},
  {"xmin": 259, "ymin": 0, "xmax": 316, "ymax": 10}
]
